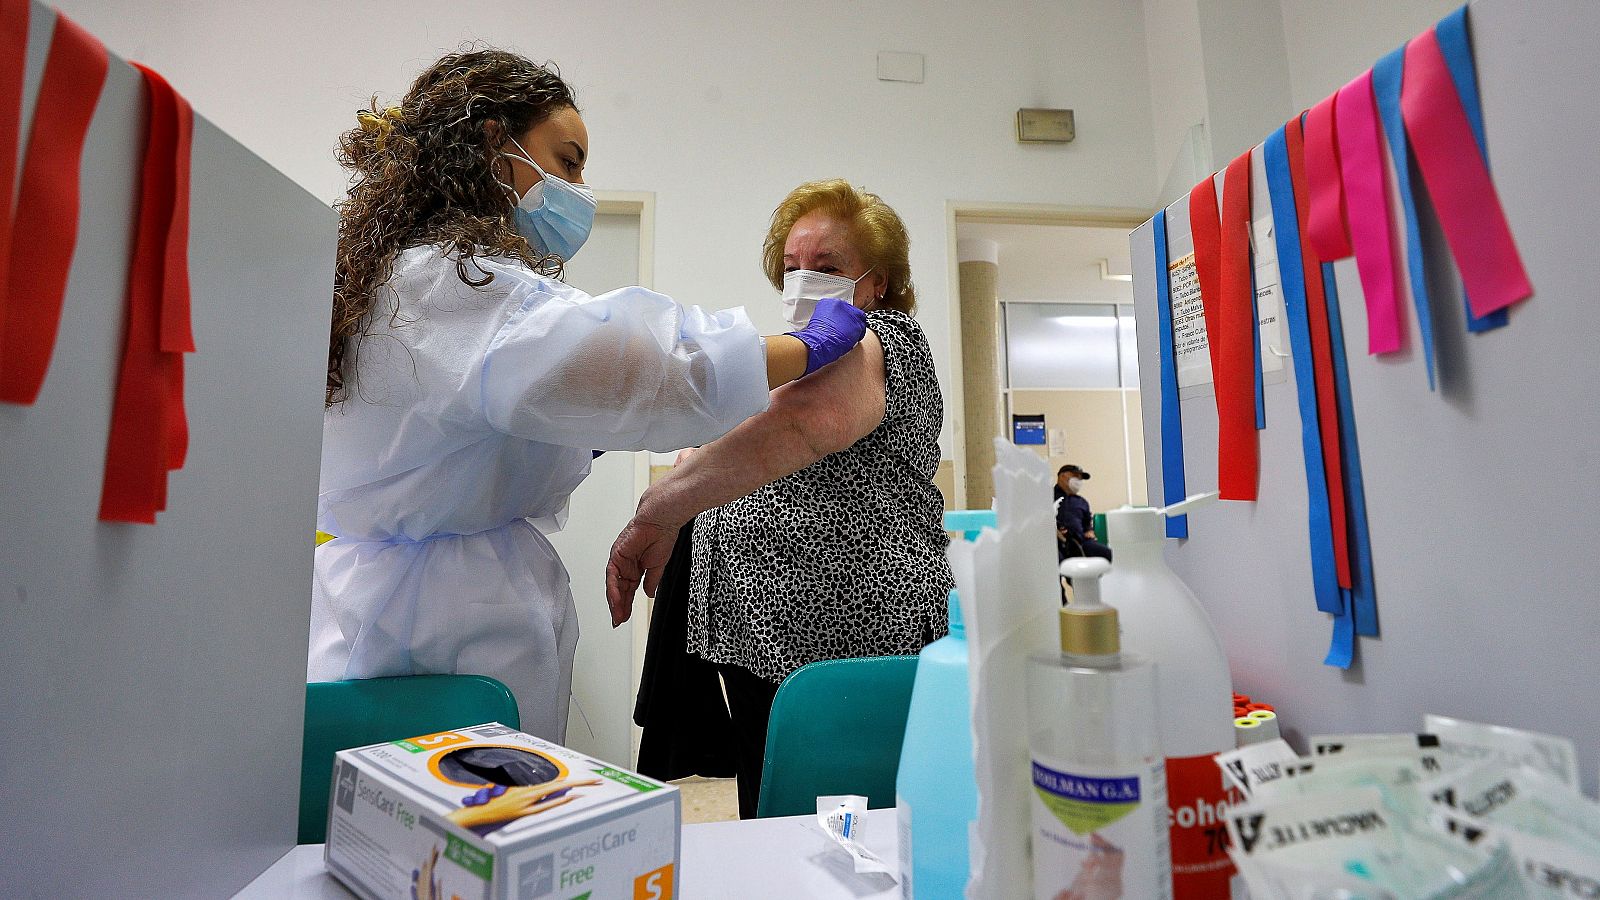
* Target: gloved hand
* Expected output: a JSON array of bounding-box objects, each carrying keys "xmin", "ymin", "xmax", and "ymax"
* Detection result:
[{"xmin": 787, "ymin": 298, "xmax": 868, "ymax": 375}]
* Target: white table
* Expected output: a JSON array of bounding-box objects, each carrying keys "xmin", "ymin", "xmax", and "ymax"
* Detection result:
[{"xmin": 235, "ymin": 813, "xmax": 900, "ymax": 899}]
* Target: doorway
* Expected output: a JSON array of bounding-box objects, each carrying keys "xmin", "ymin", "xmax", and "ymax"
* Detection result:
[
  {"xmin": 946, "ymin": 205, "xmax": 1152, "ymax": 517},
  {"xmin": 545, "ymin": 192, "xmax": 655, "ymax": 768}
]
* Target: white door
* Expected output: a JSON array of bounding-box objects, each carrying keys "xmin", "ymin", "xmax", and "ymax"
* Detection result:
[{"xmin": 546, "ymin": 199, "xmax": 653, "ymax": 766}]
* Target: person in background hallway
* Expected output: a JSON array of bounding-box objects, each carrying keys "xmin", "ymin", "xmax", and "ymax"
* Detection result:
[{"xmin": 1056, "ymin": 464, "xmax": 1111, "ymax": 562}]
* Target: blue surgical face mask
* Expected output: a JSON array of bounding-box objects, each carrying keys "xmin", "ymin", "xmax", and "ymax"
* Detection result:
[{"xmin": 498, "ymin": 136, "xmax": 596, "ymax": 260}]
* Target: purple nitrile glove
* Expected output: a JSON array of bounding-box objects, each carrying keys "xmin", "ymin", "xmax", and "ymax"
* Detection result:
[{"xmin": 786, "ymin": 297, "xmax": 868, "ymax": 375}]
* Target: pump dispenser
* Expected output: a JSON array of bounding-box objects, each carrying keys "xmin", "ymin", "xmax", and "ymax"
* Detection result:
[
  {"xmin": 1059, "ymin": 558, "xmax": 1119, "ymax": 658},
  {"xmin": 1101, "ymin": 492, "xmax": 1241, "ymax": 898},
  {"xmin": 1026, "ymin": 558, "xmax": 1170, "ymax": 900}
]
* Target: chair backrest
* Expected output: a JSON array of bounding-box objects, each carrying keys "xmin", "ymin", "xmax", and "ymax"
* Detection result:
[
  {"xmin": 298, "ymin": 675, "xmax": 520, "ymax": 844},
  {"xmin": 756, "ymin": 655, "xmax": 919, "ymax": 818}
]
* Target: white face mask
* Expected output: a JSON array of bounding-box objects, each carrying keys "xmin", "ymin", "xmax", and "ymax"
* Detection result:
[
  {"xmin": 1068, "ymin": 477, "xmax": 1084, "ymax": 492},
  {"xmin": 781, "ymin": 268, "xmax": 872, "ymax": 327}
]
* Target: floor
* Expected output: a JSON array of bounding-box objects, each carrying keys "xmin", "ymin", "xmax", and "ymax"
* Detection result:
[{"xmin": 674, "ymin": 775, "xmax": 739, "ymax": 824}]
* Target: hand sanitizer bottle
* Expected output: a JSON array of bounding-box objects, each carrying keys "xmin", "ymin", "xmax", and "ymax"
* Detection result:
[
  {"xmin": 895, "ymin": 590, "xmax": 976, "ymax": 898},
  {"xmin": 1027, "ymin": 557, "xmax": 1171, "ymax": 900}
]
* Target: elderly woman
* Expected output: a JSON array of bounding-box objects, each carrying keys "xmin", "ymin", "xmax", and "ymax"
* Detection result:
[{"xmin": 608, "ymin": 179, "xmax": 954, "ymax": 817}]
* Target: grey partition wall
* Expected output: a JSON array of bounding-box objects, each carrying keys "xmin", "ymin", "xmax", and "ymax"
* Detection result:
[
  {"xmin": 1131, "ymin": 0, "xmax": 1600, "ymax": 796},
  {"xmin": 0, "ymin": 4, "xmax": 333, "ymax": 895}
]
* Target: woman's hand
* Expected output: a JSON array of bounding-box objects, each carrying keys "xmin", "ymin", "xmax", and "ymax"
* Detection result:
[{"xmin": 605, "ymin": 502, "xmax": 682, "ymax": 626}]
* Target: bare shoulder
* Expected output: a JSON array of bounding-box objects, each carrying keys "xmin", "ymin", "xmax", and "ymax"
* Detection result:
[{"xmin": 775, "ymin": 328, "xmax": 885, "ymax": 406}]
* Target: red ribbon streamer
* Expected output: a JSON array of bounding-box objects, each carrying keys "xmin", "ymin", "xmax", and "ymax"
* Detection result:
[
  {"xmin": 100, "ymin": 65, "xmax": 194, "ymax": 523},
  {"xmin": 1402, "ymin": 26, "xmax": 1532, "ymax": 319},
  {"xmin": 0, "ymin": 0, "xmax": 27, "ymax": 307},
  {"xmin": 1188, "ymin": 174, "xmax": 1224, "ymax": 386},
  {"xmin": 1216, "ymin": 149, "xmax": 1259, "ymax": 501},
  {"xmin": 1336, "ymin": 69, "xmax": 1405, "ymax": 355},
  {"xmin": 163, "ymin": 87, "xmax": 194, "ymax": 470},
  {"xmin": 0, "ymin": 13, "xmax": 107, "ymax": 405},
  {"xmin": 1286, "ymin": 116, "xmax": 1354, "ymax": 589},
  {"xmin": 1303, "ymin": 92, "xmax": 1353, "ymax": 261}
]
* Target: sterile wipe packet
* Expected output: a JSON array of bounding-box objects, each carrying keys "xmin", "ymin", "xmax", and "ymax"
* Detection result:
[
  {"xmin": 817, "ymin": 795, "xmax": 895, "ymax": 878},
  {"xmin": 1243, "ymin": 857, "xmax": 1401, "ymax": 900},
  {"xmin": 1424, "ymin": 715, "xmax": 1580, "ymax": 788},
  {"xmin": 1310, "ymin": 733, "xmax": 1450, "ymax": 779},
  {"xmin": 1216, "ymin": 738, "xmax": 1303, "ymax": 798},
  {"xmin": 1225, "ymin": 786, "xmax": 1525, "ymax": 900},
  {"xmin": 1423, "ymin": 762, "xmax": 1600, "ymax": 862},
  {"xmin": 1248, "ymin": 753, "xmax": 1434, "ymax": 819},
  {"xmin": 1432, "ymin": 807, "xmax": 1600, "ymax": 900}
]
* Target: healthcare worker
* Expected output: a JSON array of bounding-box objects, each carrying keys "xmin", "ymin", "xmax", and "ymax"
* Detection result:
[{"xmin": 306, "ymin": 48, "xmax": 867, "ymax": 740}]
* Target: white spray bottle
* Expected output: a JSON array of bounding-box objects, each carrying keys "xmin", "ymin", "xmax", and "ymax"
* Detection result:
[{"xmin": 1100, "ymin": 492, "xmax": 1241, "ymax": 899}]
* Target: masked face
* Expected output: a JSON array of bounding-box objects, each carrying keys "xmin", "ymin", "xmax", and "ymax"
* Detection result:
[
  {"xmin": 779, "ymin": 210, "xmax": 886, "ymax": 325},
  {"xmin": 1068, "ymin": 477, "xmax": 1084, "ymax": 492},
  {"xmin": 781, "ymin": 268, "xmax": 872, "ymax": 327},
  {"xmin": 497, "ymin": 131, "xmax": 596, "ymax": 260}
]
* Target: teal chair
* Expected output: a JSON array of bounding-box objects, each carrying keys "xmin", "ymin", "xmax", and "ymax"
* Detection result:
[
  {"xmin": 299, "ymin": 675, "xmax": 520, "ymax": 844},
  {"xmin": 756, "ymin": 655, "xmax": 919, "ymax": 818},
  {"xmin": 944, "ymin": 509, "xmax": 997, "ymax": 542}
]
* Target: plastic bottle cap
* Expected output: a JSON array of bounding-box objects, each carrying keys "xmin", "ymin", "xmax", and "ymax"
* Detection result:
[
  {"xmin": 1104, "ymin": 492, "xmax": 1219, "ymax": 545},
  {"xmin": 1058, "ymin": 557, "xmax": 1117, "ymax": 655}
]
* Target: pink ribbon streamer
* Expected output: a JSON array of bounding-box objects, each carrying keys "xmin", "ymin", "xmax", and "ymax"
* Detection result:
[
  {"xmin": 1402, "ymin": 26, "xmax": 1531, "ymax": 318},
  {"xmin": 1303, "ymin": 93, "xmax": 1353, "ymax": 260},
  {"xmin": 1336, "ymin": 70, "xmax": 1404, "ymax": 355}
]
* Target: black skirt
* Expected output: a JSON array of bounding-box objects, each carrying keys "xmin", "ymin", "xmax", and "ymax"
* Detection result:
[{"xmin": 632, "ymin": 522, "xmax": 737, "ymax": 780}]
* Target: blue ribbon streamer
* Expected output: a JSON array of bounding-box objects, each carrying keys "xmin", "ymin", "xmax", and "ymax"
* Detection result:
[
  {"xmin": 1265, "ymin": 127, "xmax": 1341, "ymax": 617},
  {"xmin": 1252, "ymin": 260, "xmax": 1266, "ymax": 430},
  {"xmin": 1154, "ymin": 210, "xmax": 1188, "ymax": 539},
  {"xmin": 1372, "ymin": 48, "xmax": 1441, "ymax": 390},
  {"xmin": 1437, "ymin": 4, "xmax": 1509, "ymax": 333},
  {"xmin": 1322, "ymin": 265, "xmax": 1379, "ymax": 639},
  {"xmin": 1325, "ymin": 596, "xmax": 1355, "ymax": 669}
]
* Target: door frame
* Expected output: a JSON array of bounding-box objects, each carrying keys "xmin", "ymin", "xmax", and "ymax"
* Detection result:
[
  {"xmin": 596, "ymin": 190, "xmax": 656, "ymax": 766},
  {"xmin": 943, "ymin": 202, "xmax": 1153, "ymax": 506}
]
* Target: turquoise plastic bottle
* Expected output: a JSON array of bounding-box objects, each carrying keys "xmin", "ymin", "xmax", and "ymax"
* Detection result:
[{"xmin": 895, "ymin": 590, "xmax": 976, "ymax": 898}]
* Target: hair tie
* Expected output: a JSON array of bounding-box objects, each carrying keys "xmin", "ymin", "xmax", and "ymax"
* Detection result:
[{"xmin": 355, "ymin": 105, "xmax": 405, "ymax": 149}]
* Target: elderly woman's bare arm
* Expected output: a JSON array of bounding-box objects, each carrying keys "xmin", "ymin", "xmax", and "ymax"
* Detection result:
[{"xmin": 604, "ymin": 331, "xmax": 887, "ymax": 623}]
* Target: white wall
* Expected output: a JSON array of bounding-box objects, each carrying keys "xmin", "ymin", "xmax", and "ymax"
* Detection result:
[
  {"xmin": 1141, "ymin": 0, "xmax": 1210, "ymax": 195},
  {"xmin": 58, "ymin": 0, "xmax": 1160, "ymax": 458},
  {"xmin": 1143, "ymin": 0, "xmax": 1461, "ymax": 187},
  {"xmin": 1277, "ymin": 0, "xmax": 1460, "ymax": 110}
]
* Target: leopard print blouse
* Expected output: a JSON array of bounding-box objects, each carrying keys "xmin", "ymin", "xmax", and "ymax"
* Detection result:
[{"xmin": 687, "ymin": 308, "xmax": 954, "ymax": 683}]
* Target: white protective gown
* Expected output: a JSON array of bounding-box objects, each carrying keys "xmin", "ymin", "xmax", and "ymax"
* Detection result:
[{"xmin": 307, "ymin": 246, "xmax": 770, "ymax": 741}]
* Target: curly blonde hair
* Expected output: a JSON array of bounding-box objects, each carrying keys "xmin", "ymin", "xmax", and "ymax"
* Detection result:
[
  {"xmin": 328, "ymin": 48, "xmax": 576, "ymax": 406},
  {"xmin": 760, "ymin": 179, "xmax": 916, "ymax": 314}
]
